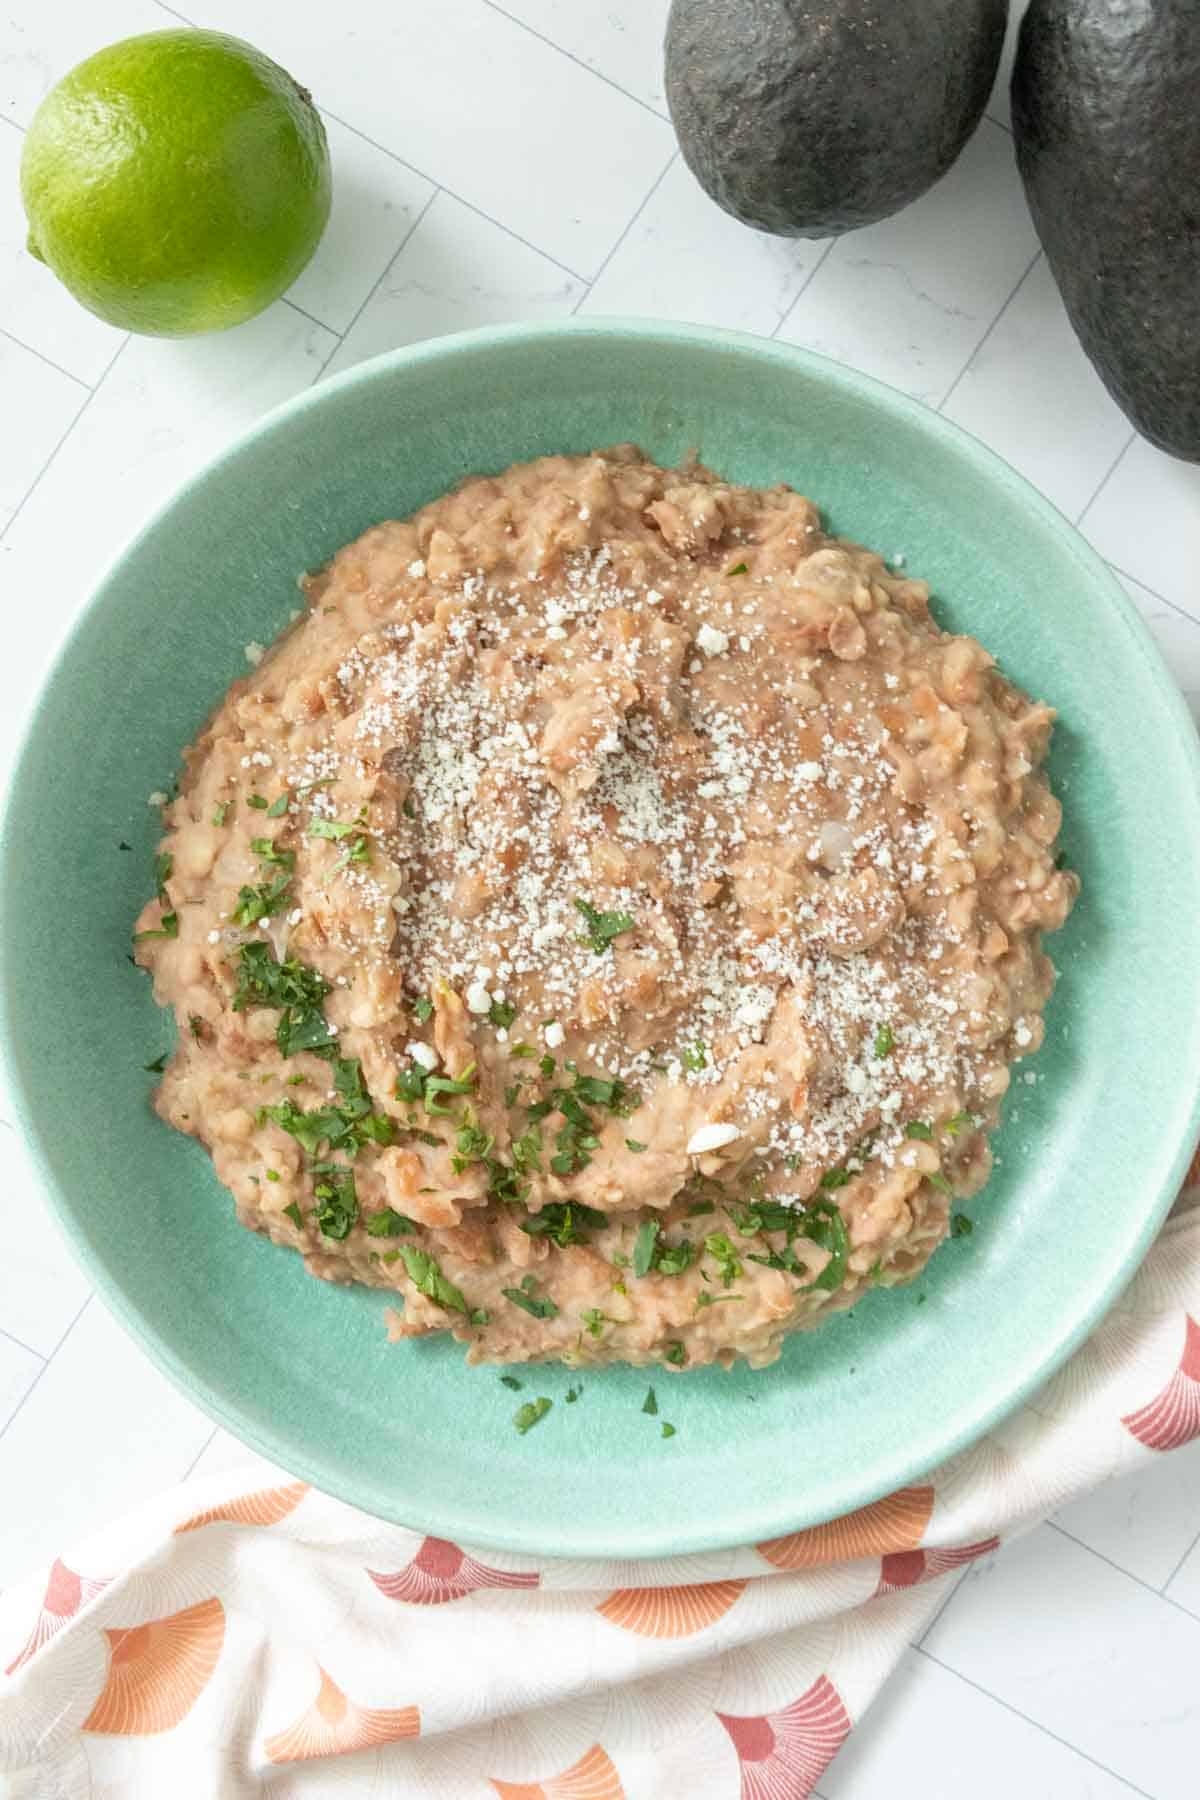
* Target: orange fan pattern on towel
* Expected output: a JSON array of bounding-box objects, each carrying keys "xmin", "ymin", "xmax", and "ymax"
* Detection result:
[
  {"xmin": 596, "ymin": 1579, "xmax": 747, "ymax": 1639},
  {"xmin": 1122, "ymin": 1315, "xmax": 1200, "ymax": 1451},
  {"xmin": 174, "ymin": 1480, "xmax": 308, "ymax": 1534},
  {"xmin": 756, "ymin": 1486, "xmax": 934, "ymax": 1570},
  {"xmin": 82, "ymin": 1597, "xmax": 225, "ymax": 1735},
  {"xmin": 264, "ymin": 1666, "xmax": 419, "ymax": 1764},
  {"xmin": 4, "ymin": 1558, "xmax": 109, "ymax": 1676},
  {"xmin": 716, "ymin": 1674, "xmax": 852, "ymax": 1799},
  {"xmin": 490, "ymin": 1742, "xmax": 625, "ymax": 1799},
  {"xmin": 367, "ymin": 1535, "xmax": 540, "ymax": 1604}
]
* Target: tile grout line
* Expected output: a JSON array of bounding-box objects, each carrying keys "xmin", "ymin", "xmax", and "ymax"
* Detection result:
[
  {"xmin": 0, "ymin": 1294, "xmax": 93, "ymax": 1449},
  {"xmin": 914, "ymin": 1644, "xmax": 1158, "ymax": 1800},
  {"xmin": 478, "ymin": 0, "xmax": 671, "ymax": 122},
  {"xmin": 181, "ymin": 1426, "xmax": 220, "ymax": 1482},
  {"xmin": 1045, "ymin": 1520, "xmax": 1200, "ymax": 1625},
  {"xmin": 0, "ymin": 323, "xmax": 92, "ymax": 392},
  {"xmin": 772, "ymin": 237, "xmax": 838, "ymax": 340},
  {"xmin": 936, "ymin": 247, "xmax": 1043, "ymax": 416},
  {"xmin": 1106, "ymin": 559, "xmax": 1200, "ymax": 629},
  {"xmin": 311, "ymin": 185, "xmax": 441, "ymax": 381},
  {"xmin": 1160, "ymin": 1523, "xmax": 1200, "ymax": 1598},
  {"xmin": 279, "ymin": 295, "xmax": 343, "ymax": 341},
  {"xmin": 1074, "ymin": 429, "xmax": 1137, "ymax": 526},
  {"xmin": 152, "ymin": 0, "xmax": 597, "ymax": 287},
  {"xmin": 913, "ymin": 1566, "xmax": 970, "ymax": 1647},
  {"xmin": 0, "ymin": 335, "xmax": 129, "ymax": 545},
  {"xmin": 0, "ymin": 110, "xmax": 24, "ymax": 134},
  {"xmin": 573, "ymin": 149, "xmax": 678, "ymax": 315},
  {"xmin": 0, "ymin": 1324, "xmax": 47, "ymax": 1365}
]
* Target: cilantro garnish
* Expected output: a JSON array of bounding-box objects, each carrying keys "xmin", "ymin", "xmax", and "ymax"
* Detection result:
[
  {"xmin": 682, "ymin": 1043, "xmax": 708, "ymax": 1073},
  {"xmin": 565, "ymin": 1384, "xmax": 581, "ymax": 1403},
  {"xmin": 519, "ymin": 1201, "xmax": 607, "ymax": 1248},
  {"xmin": 312, "ymin": 1165, "xmax": 358, "ymax": 1240},
  {"xmin": 250, "ymin": 837, "xmax": 295, "ymax": 871},
  {"xmin": 632, "ymin": 1219, "xmax": 660, "ymax": 1277},
  {"xmin": 412, "ymin": 996, "xmax": 434, "ymax": 1023},
  {"xmin": 819, "ymin": 1167, "xmax": 850, "ymax": 1190},
  {"xmin": 804, "ymin": 1198, "xmax": 849, "ymax": 1291},
  {"xmin": 944, "ymin": 1111, "xmax": 974, "ymax": 1137},
  {"xmin": 580, "ymin": 1308, "xmax": 611, "ymax": 1337},
  {"xmin": 513, "ymin": 1396, "xmax": 552, "ymax": 1435},
  {"xmin": 397, "ymin": 1244, "xmax": 468, "ymax": 1313},
  {"xmin": 951, "ymin": 1212, "xmax": 973, "ymax": 1238},
  {"xmin": 232, "ymin": 942, "xmax": 336, "ymax": 1060},
  {"xmin": 232, "ymin": 871, "xmax": 292, "ymax": 927},
  {"xmin": 327, "ymin": 836, "xmax": 371, "ymax": 878},
  {"xmin": 625, "ymin": 1138, "xmax": 648, "ymax": 1154},
  {"xmin": 661, "ymin": 1422, "xmax": 677, "ymax": 1439},
  {"xmin": 874, "ymin": 1024, "xmax": 895, "ymax": 1058},
  {"xmin": 641, "ymin": 1386, "xmax": 658, "ymax": 1416},
  {"xmin": 265, "ymin": 1169, "xmax": 280, "ymax": 1182},
  {"xmin": 259, "ymin": 1057, "xmax": 390, "ymax": 1155},
  {"xmin": 500, "ymin": 1374, "xmax": 522, "ymax": 1390},
  {"xmin": 366, "ymin": 1208, "xmax": 421, "ymax": 1237},
  {"xmin": 704, "ymin": 1232, "xmax": 743, "ymax": 1287},
  {"xmin": 905, "ymin": 1121, "xmax": 933, "ymax": 1141},
  {"xmin": 726, "ymin": 562, "xmax": 749, "ymax": 576},
  {"xmin": 266, "ymin": 792, "xmax": 290, "ymax": 818},
  {"xmin": 143, "ymin": 1053, "xmax": 168, "ymax": 1074},
  {"xmin": 188, "ymin": 1014, "xmax": 204, "ymax": 1040},
  {"xmin": 728, "ymin": 1199, "xmax": 798, "ymax": 1236},
  {"xmin": 664, "ymin": 1340, "xmax": 687, "ymax": 1366},
  {"xmin": 423, "ymin": 1066, "xmax": 477, "ymax": 1113},
  {"xmin": 134, "ymin": 913, "xmax": 178, "ymax": 943},
  {"xmin": 247, "ymin": 794, "xmax": 269, "ymax": 810},
  {"xmin": 307, "ymin": 816, "xmax": 357, "ymax": 840},
  {"xmin": 929, "ymin": 1172, "xmax": 954, "ymax": 1196},
  {"xmin": 695, "ymin": 1290, "xmax": 738, "ymax": 1310},
  {"xmin": 502, "ymin": 1274, "xmax": 559, "ymax": 1319},
  {"xmin": 489, "ymin": 998, "xmax": 517, "ymax": 1029},
  {"xmin": 283, "ymin": 1202, "xmax": 303, "ymax": 1228},
  {"xmin": 575, "ymin": 897, "xmax": 635, "ymax": 954},
  {"xmin": 212, "ymin": 803, "xmax": 229, "ymax": 826}
]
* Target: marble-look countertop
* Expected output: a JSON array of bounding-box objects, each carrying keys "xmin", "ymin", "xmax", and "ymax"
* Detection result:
[{"xmin": 2, "ymin": 5, "xmax": 1199, "ymax": 1795}]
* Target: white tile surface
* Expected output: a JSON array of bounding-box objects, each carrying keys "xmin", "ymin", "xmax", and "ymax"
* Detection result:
[
  {"xmin": 491, "ymin": 0, "xmax": 671, "ymax": 113},
  {"xmin": 1, "ymin": 3, "xmax": 1198, "ymax": 1793},
  {"xmin": 325, "ymin": 188, "xmax": 584, "ymax": 376},
  {"xmin": 583, "ymin": 154, "xmax": 827, "ymax": 336},
  {"xmin": 1081, "ymin": 437, "xmax": 1200, "ymax": 622},
  {"xmin": 0, "ymin": 331, "xmax": 84, "ymax": 527},
  {"xmin": 175, "ymin": 0, "xmax": 674, "ymax": 277},
  {"xmin": 823, "ymin": 1646, "xmax": 1144, "ymax": 1800},
  {"xmin": 0, "ymin": 116, "xmax": 127, "ymax": 383},
  {"xmin": 925, "ymin": 1525, "xmax": 1200, "ymax": 1799},
  {"xmin": 941, "ymin": 256, "xmax": 1133, "ymax": 521},
  {"xmin": 779, "ymin": 121, "xmax": 1039, "ymax": 407},
  {"xmin": 0, "ymin": 1298, "xmax": 212, "ymax": 1584}
]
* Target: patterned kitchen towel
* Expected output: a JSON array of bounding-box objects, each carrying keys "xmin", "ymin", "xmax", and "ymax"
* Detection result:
[{"xmin": 2, "ymin": 1171, "xmax": 1198, "ymax": 1799}]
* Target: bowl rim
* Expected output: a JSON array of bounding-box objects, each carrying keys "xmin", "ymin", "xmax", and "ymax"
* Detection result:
[{"xmin": 4, "ymin": 314, "xmax": 1200, "ymax": 1556}]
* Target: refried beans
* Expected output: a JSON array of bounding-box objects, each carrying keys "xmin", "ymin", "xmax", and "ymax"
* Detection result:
[{"xmin": 133, "ymin": 446, "xmax": 1077, "ymax": 1370}]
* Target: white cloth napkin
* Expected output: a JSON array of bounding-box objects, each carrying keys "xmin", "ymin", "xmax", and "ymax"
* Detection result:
[{"xmin": 2, "ymin": 1175, "xmax": 1197, "ymax": 1799}]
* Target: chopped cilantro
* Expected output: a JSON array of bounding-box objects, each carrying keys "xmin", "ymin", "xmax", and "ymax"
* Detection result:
[
  {"xmin": 307, "ymin": 816, "xmax": 356, "ymax": 840},
  {"xmin": 283, "ymin": 1202, "xmax": 303, "ymax": 1228},
  {"xmin": 233, "ymin": 944, "xmax": 336, "ymax": 1059},
  {"xmin": 397, "ymin": 1244, "xmax": 468, "ymax": 1313},
  {"xmin": 500, "ymin": 1374, "xmax": 523, "ymax": 1390},
  {"xmin": 905, "ymin": 1120, "xmax": 934, "ymax": 1141},
  {"xmin": 575, "ymin": 896, "xmax": 635, "ymax": 955},
  {"xmin": 423, "ymin": 1066, "xmax": 477, "ymax": 1114},
  {"xmin": 632, "ymin": 1219, "xmax": 660, "ymax": 1277},
  {"xmin": 728, "ymin": 1199, "xmax": 798, "ymax": 1236},
  {"xmin": 133, "ymin": 910, "xmax": 179, "ymax": 942},
  {"xmin": 874, "ymin": 1024, "xmax": 895, "ymax": 1058},
  {"xmin": 565, "ymin": 1384, "xmax": 581, "ymax": 1403},
  {"xmin": 726, "ymin": 561, "xmax": 749, "ymax": 576},
  {"xmin": 503, "ymin": 1273, "xmax": 559, "ymax": 1319},
  {"xmin": 259, "ymin": 1057, "xmax": 391, "ymax": 1155},
  {"xmin": 469, "ymin": 1307, "xmax": 489, "ymax": 1326},
  {"xmin": 312, "ymin": 1165, "xmax": 358, "ymax": 1240},
  {"xmin": 366, "ymin": 1208, "xmax": 421, "ymax": 1237},
  {"xmin": 944, "ymin": 1111, "xmax": 974, "ymax": 1137},
  {"xmin": 664, "ymin": 1340, "xmax": 687, "ymax": 1366},
  {"xmin": 188, "ymin": 1014, "xmax": 204, "ymax": 1040},
  {"xmin": 696, "ymin": 1290, "xmax": 738, "ymax": 1311},
  {"xmin": 488, "ymin": 998, "xmax": 517, "ymax": 1029},
  {"xmin": 641, "ymin": 1386, "xmax": 658, "ymax": 1416},
  {"xmin": 412, "ymin": 996, "xmax": 434, "ymax": 1023},
  {"xmin": 143, "ymin": 1053, "xmax": 168, "ymax": 1073},
  {"xmin": 625, "ymin": 1138, "xmax": 648, "ymax": 1154},
  {"xmin": 212, "ymin": 803, "xmax": 229, "ymax": 826},
  {"xmin": 265, "ymin": 1169, "xmax": 280, "ymax": 1182},
  {"xmin": 653, "ymin": 1237, "xmax": 696, "ymax": 1278},
  {"xmin": 682, "ymin": 1043, "xmax": 708, "ymax": 1073},
  {"xmin": 929, "ymin": 1172, "xmax": 954, "ymax": 1196},
  {"xmin": 581, "ymin": 1308, "xmax": 610, "ymax": 1337},
  {"xmin": 250, "ymin": 837, "xmax": 295, "ymax": 871},
  {"xmin": 513, "ymin": 1396, "xmax": 552, "ymax": 1435},
  {"xmin": 232, "ymin": 871, "xmax": 292, "ymax": 927},
  {"xmin": 519, "ymin": 1201, "xmax": 606, "ymax": 1248},
  {"xmin": 266, "ymin": 792, "xmax": 290, "ymax": 818},
  {"xmin": 687, "ymin": 1198, "xmax": 716, "ymax": 1217},
  {"xmin": 402, "ymin": 794, "xmax": 417, "ymax": 819},
  {"xmin": 327, "ymin": 836, "xmax": 371, "ymax": 878},
  {"xmin": 247, "ymin": 794, "xmax": 269, "ymax": 809},
  {"xmin": 704, "ymin": 1232, "xmax": 743, "ymax": 1287},
  {"xmin": 803, "ymin": 1198, "xmax": 849, "ymax": 1292},
  {"xmin": 661, "ymin": 1421, "xmax": 677, "ymax": 1438},
  {"xmin": 951, "ymin": 1212, "xmax": 973, "ymax": 1238},
  {"xmin": 820, "ymin": 1167, "xmax": 851, "ymax": 1190}
]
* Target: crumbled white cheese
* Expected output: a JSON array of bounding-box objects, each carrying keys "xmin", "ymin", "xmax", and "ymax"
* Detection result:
[
  {"xmin": 696, "ymin": 623, "xmax": 729, "ymax": 657},
  {"xmin": 408, "ymin": 559, "xmax": 426, "ymax": 577},
  {"xmin": 465, "ymin": 981, "xmax": 492, "ymax": 1015},
  {"xmin": 244, "ymin": 641, "xmax": 265, "ymax": 667},
  {"xmin": 544, "ymin": 1020, "xmax": 565, "ymax": 1048},
  {"xmin": 407, "ymin": 1041, "xmax": 438, "ymax": 1070},
  {"xmin": 147, "ymin": 790, "xmax": 168, "ymax": 807}
]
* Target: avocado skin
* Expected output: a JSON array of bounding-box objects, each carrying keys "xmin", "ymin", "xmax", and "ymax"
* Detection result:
[
  {"xmin": 665, "ymin": 0, "xmax": 1008, "ymax": 238},
  {"xmin": 1013, "ymin": 0, "xmax": 1200, "ymax": 462}
]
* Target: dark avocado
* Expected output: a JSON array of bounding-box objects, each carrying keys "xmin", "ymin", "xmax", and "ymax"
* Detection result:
[
  {"xmin": 1012, "ymin": 0, "xmax": 1200, "ymax": 461},
  {"xmin": 664, "ymin": 0, "xmax": 1008, "ymax": 238}
]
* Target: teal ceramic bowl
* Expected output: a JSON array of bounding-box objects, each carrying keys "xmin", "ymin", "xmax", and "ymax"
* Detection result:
[{"xmin": 4, "ymin": 321, "xmax": 1200, "ymax": 1560}]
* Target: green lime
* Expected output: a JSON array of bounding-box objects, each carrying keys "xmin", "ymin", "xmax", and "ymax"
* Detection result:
[{"xmin": 20, "ymin": 29, "xmax": 331, "ymax": 337}]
